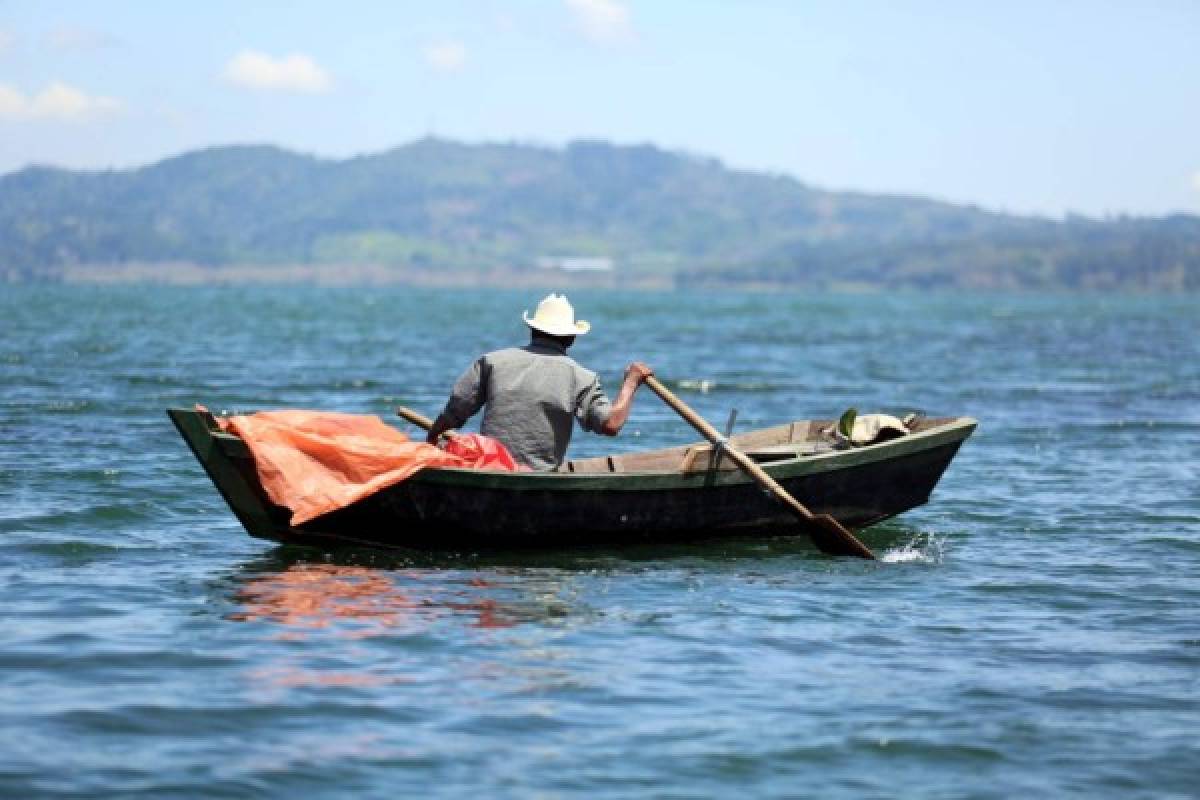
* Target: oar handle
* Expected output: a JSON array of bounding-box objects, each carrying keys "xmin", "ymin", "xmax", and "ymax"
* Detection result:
[
  {"xmin": 396, "ymin": 406, "xmax": 456, "ymax": 439},
  {"xmin": 644, "ymin": 375, "xmax": 725, "ymax": 444},
  {"xmin": 644, "ymin": 375, "xmax": 875, "ymax": 559}
]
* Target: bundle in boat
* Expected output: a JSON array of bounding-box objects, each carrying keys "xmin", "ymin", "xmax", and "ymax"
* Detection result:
[{"xmin": 211, "ymin": 409, "xmax": 521, "ymax": 525}]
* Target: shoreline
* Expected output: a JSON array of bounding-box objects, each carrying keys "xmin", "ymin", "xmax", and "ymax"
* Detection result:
[
  {"xmin": 26, "ymin": 262, "xmax": 674, "ymax": 290},
  {"xmin": 4, "ymin": 262, "xmax": 1194, "ymax": 293}
]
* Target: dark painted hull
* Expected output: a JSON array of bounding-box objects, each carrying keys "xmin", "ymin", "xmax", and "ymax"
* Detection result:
[{"xmin": 168, "ymin": 408, "xmax": 975, "ymax": 551}]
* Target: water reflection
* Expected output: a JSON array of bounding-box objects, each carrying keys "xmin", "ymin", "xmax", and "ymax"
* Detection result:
[
  {"xmin": 227, "ymin": 552, "xmax": 586, "ymax": 640},
  {"xmin": 229, "ymin": 562, "xmax": 533, "ymax": 635},
  {"xmin": 230, "ymin": 563, "xmax": 431, "ymax": 636}
]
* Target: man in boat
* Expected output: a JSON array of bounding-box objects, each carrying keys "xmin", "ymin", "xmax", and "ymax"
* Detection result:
[{"xmin": 426, "ymin": 293, "xmax": 653, "ymax": 471}]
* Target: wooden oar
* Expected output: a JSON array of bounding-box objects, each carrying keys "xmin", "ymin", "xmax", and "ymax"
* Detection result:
[
  {"xmin": 396, "ymin": 406, "xmax": 454, "ymax": 439},
  {"xmin": 644, "ymin": 375, "xmax": 876, "ymax": 559}
]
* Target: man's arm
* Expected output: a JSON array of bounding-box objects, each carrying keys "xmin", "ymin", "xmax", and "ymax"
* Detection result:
[
  {"xmin": 598, "ymin": 362, "xmax": 653, "ymax": 436},
  {"xmin": 426, "ymin": 358, "xmax": 487, "ymax": 446}
]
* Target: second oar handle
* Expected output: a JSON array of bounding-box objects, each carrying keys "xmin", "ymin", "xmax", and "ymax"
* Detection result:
[{"xmin": 396, "ymin": 406, "xmax": 456, "ymax": 439}]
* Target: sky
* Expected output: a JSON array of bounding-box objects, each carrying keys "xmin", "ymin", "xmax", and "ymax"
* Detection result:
[{"xmin": 1, "ymin": 0, "xmax": 1198, "ymax": 217}]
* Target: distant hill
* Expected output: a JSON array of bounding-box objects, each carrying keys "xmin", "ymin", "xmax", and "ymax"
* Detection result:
[{"xmin": 2, "ymin": 138, "xmax": 1197, "ymax": 290}]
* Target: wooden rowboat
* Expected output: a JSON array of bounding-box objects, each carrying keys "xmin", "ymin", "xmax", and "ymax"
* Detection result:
[{"xmin": 168, "ymin": 407, "xmax": 975, "ymax": 551}]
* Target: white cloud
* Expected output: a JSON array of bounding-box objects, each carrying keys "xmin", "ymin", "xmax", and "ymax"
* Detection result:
[
  {"xmin": 0, "ymin": 81, "xmax": 121, "ymax": 121},
  {"xmin": 32, "ymin": 82, "xmax": 120, "ymax": 118},
  {"xmin": 0, "ymin": 85, "xmax": 24, "ymax": 117},
  {"xmin": 424, "ymin": 41, "xmax": 467, "ymax": 73},
  {"xmin": 47, "ymin": 26, "xmax": 119, "ymax": 51},
  {"xmin": 223, "ymin": 50, "xmax": 332, "ymax": 93},
  {"xmin": 566, "ymin": 0, "xmax": 632, "ymax": 44}
]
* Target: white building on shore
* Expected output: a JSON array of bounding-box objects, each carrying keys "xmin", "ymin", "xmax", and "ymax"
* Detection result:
[{"xmin": 535, "ymin": 256, "xmax": 615, "ymax": 272}]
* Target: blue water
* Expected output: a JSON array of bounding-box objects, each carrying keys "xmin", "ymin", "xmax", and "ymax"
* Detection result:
[{"xmin": 1, "ymin": 285, "xmax": 1198, "ymax": 797}]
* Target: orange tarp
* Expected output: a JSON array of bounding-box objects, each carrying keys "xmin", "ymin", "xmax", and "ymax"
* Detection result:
[{"xmin": 216, "ymin": 410, "xmax": 521, "ymax": 526}]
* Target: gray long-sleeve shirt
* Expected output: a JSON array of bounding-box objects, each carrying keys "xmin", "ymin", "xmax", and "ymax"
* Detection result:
[{"xmin": 438, "ymin": 341, "xmax": 613, "ymax": 470}]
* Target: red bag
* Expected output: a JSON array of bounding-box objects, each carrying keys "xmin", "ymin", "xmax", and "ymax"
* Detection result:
[{"xmin": 443, "ymin": 432, "xmax": 521, "ymax": 471}]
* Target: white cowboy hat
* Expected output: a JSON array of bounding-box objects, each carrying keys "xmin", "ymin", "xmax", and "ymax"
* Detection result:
[{"xmin": 523, "ymin": 293, "xmax": 591, "ymax": 336}]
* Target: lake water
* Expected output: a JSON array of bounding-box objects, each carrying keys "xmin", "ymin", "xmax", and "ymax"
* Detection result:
[{"xmin": 1, "ymin": 285, "xmax": 1198, "ymax": 798}]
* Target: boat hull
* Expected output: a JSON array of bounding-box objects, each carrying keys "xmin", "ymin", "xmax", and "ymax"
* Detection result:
[{"xmin": 168, "ymin": 408, "xmax": 975, "ymax": 551}]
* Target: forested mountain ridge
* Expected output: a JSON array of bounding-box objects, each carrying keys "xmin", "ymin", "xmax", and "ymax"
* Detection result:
[{"xmin": 3, "ymin": 138, "xmax": 1197, "ymax": 289}]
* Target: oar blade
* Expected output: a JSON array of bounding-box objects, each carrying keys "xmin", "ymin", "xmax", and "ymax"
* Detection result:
[{"xmin": 806, "ymin": 515, "xmax": 876, "ymax": 559}]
